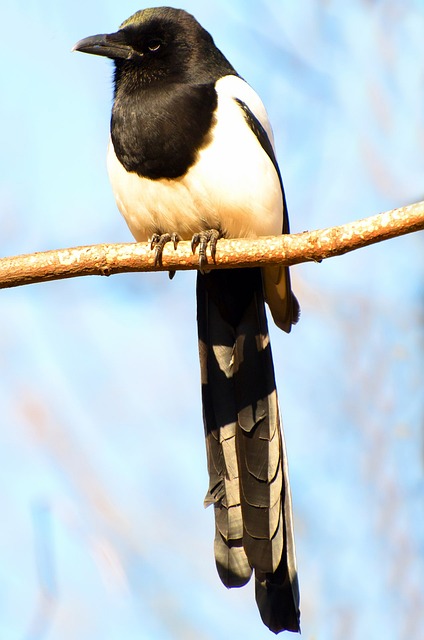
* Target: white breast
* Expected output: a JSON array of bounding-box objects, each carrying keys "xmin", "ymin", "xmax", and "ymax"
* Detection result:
[{"xmin": 107, "ymin": 75, "xmax": 284, "ymax": 242}]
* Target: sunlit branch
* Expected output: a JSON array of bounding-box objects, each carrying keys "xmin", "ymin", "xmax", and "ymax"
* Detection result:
[{"xmin": 0, "ymin": 200, "xmax": 422, "ymax": 290}]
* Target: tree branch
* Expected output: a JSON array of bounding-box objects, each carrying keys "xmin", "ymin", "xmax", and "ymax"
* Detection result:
[{"xmin": 0, "ymin": 200, "xmax": 423, "ymax": 289}]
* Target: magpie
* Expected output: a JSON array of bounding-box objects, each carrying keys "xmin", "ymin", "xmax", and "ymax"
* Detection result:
[{"xmin": 74, "ymin": 7, "xmax": 300, "ymax": 634}]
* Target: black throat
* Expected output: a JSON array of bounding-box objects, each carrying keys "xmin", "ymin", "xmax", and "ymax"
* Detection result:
[{"xmin": 111, "ymin": 74, "xmax": 219, "ymax": 180}]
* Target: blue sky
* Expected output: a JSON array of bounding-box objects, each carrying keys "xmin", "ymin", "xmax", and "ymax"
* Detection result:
[{"xmin": 1, "ymin": 2, "xmax": 423, "ymax": 639}]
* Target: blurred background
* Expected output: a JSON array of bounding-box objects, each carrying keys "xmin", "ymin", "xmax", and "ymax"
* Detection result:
[{"xmin": 1, "ymin": 1, "xmax": 423, "ymax": 639}]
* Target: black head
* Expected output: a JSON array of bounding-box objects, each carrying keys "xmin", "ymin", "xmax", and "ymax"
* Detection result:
[{"xmin": 73, "ymin": 7, "xmax": 236, "ymax": 89}]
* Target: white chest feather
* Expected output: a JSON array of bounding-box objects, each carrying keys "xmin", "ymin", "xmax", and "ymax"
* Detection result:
[{"xmin": 107, "ymin": 75, "xmax": 284, "ymax": 242}]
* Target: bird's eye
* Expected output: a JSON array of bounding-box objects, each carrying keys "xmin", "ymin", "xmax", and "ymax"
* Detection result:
[{"xmin": 148, "ymin": 40, "xmax": 162, "ymax": 52}]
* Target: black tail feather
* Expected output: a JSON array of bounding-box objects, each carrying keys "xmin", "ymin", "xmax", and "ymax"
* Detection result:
[{"xmin": 197, "ymin": 268, "xmax": 300, "ymax": 633}]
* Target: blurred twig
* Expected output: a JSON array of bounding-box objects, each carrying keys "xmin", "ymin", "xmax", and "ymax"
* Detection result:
[
  {"xmin": 25, "ymin": 502, "xmax": 58, "ymax": 640},
  {"xmin": 0, "ymin": 200, "xmax": 422, "ymax": 289}
]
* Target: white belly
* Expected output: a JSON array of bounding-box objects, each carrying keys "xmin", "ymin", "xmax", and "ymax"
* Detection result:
[{"xmin": 107, "ymin": 75, "xmax": 284, "ymax": 242}]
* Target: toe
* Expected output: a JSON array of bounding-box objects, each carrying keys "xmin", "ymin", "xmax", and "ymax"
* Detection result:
[{"xmin": 191, "ymin": 229, "xmax": 221, "ymax": 269}]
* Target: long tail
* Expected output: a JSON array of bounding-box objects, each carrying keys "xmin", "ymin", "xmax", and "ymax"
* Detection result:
[{"xmin": 196, "ymin": 268, "xmax": 300, "ymax": 634}]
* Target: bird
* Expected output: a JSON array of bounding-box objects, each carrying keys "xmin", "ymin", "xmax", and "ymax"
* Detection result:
[{"xmin": 74, "ymin": 7, "xmax": 300, "ymax": 634}]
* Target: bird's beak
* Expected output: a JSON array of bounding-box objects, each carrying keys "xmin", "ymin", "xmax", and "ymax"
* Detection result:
[{"xmin": 72, "ymin": 31, "xmax": 143, "ymax": 62}]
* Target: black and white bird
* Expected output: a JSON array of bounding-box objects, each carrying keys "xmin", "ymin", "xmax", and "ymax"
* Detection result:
[{"xmin": 74, "ymin": 7, "xmax": 300, "ymax": 634}]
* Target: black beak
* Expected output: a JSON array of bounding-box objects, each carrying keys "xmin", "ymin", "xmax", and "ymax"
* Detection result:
[{"xmin": 72, "ymin": 31, "xmax": 144, "ymax": 62}]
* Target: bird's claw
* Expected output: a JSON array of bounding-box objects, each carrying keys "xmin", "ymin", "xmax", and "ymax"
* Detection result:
[
  {"xmin": 150, "ymin": 232, "xmax": 180, "ymax": 268},
  {"xmin": 191, "ymin": 229, "xmax": 221, "ymax": 271}
]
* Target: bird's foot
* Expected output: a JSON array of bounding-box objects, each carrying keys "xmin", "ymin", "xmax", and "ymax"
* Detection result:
[
  {"xmin": 150, "ymin": 232, "xmax": 180, "ymax": 279},
  {"xmin": 191, "ymin": 229, "xmax": 221, "ymax": 272}
]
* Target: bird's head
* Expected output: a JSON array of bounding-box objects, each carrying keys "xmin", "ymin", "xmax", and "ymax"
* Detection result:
[{"xmin": 73, "ymin": 7, "xmax": 234, "ymax": 89}]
